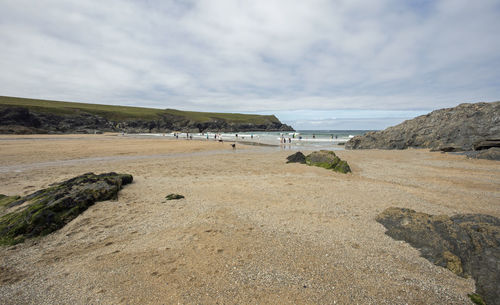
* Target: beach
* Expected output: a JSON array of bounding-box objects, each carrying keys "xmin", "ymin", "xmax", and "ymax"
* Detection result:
[{"xmin": 0, "ymin": 134, "xmax": 499, "ymax": 304}]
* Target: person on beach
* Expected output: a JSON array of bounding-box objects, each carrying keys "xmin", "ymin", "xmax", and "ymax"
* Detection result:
[
  {"xmin": 313, "ymin": 134, "xmax": 315, "ymax": 139},
  {"xmin": 288, "ymin": 138, "xmax": 291, "ymax": 143}
]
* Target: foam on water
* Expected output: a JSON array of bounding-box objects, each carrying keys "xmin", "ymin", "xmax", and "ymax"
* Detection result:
[{"xmin": 133, "ymin": 130, "xmax": 373, "ymax": 150}]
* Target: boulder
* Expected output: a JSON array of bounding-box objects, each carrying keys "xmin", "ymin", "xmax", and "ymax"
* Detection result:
[
  {"xmin": 286, "ymin": 152, "xmax": 306, "ymax": 164},
  {"xmin": 305, "ymin": 150, "xmax": 351, "ymax": 173},
  {"xmin": 0, "ymin": 172, "xmax": 133, "ymax": 245},
  {"xmin": 376, "ymin": 207, "xmax": 500, "ymax": 305},
  {"xmin": 346, "ymin": 101, "xmax": 500, "ymax": 150}
]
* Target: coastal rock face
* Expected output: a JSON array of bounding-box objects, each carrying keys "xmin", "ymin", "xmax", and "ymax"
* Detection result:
[
  {"xmin": 0, "ymin": 105, "xmax": 293, "ymax": 134},
  {"xmin": 304, "ymin": 150, "xmax": 351, "ymax": 173},
  {"xmin": 346, "ymin": 101, "xmax": 500, "ymax": 151},
  {"xmin": 0, "ymin": 172, "xmax": 133, "ymax": 245},
  {"xmin": 376, "ymin": 207, "xmax": 500, "ymax": 305}
]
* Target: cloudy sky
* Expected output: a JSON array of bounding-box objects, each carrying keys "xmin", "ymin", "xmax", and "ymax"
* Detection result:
[{"xmin": 1, "ymin": 0, "xmax": 499, "ymax": 129}]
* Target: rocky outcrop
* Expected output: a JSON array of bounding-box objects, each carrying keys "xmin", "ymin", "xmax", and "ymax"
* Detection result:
[
  {"xmin": 0, "ymin": 106, "xmax": 115, "ymax": 134},
  {"xmin": 286, "ymin": 152, "xmax": 306, "ymax": 164},
  {"xmin": 474, "ymin": 139, "xmax": 500, "ymax": 151},
  {"xmin": 346, "ymin": 102, "xmax": 500, "ymax": 151},
  {"xmin": 305, "ymin": 150, "xmax": 351, "ymax": 173},
  {"xmin": 0, "ymin": 172, "xmax": 133, "ymax": 245},
  {"xmin": 286, "ymin": 150, "xmax": 351, "ymax": 173},
  {"xmin": 376, "ymin": 207, "xmax": 500, "ymax": 305},
  {"xmin": 0, "ymin": 105, "xmax": 294, "ymax": 134},
  {"xmin": 468, "ymin": 147, "xmax": 500, "ymax": 161}
]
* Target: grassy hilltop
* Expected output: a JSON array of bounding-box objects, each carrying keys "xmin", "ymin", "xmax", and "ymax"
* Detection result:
[
  {"xmin": 0, "ymin": 96, "xmax": 293, "ymax": 133},
  {"xmin": 0, "ymin": 96, "xmax": 280, "ymax": 125}
]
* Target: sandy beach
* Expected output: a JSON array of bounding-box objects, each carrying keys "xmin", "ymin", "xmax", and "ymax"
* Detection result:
[{"xmin": 0, "ymin": 134, "xmax": 499, "ymax": 304}]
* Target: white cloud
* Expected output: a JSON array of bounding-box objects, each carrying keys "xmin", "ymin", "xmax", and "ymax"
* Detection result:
[{"xmin": 0, "ymin": 0, "xmax": 499, "ymax": 129}]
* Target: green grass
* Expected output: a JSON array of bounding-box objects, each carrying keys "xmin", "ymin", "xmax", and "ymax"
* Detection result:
[{"xmin": 0, "ymin": 96, "xmax": 280, "ymax": 124}]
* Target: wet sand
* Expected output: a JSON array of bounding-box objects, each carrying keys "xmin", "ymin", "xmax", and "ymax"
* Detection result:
[{"xmin": 0, "ymin": 134, "xmax": 499, "ymax": 304}]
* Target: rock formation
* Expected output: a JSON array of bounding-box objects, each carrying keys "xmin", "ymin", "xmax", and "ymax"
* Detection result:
[
  {"xmin": 376, "ymin": 207, "xmax": 500, "ymax": 305},
  {"xmin": 471, "ymin": 147, "xmax": 500, "ymax": 160},
  {"xmin": 0, "ymin": 172, "xmax": 133, "ymax": 245},
  {"xmin": 346, "ymin": 101, "xmax": 500, "ymax": 151},
  {"xmin": 286, "ymin": 152, "xmax": 306, "ymax": 164},
  {"xmin": 287, "ymin": 151, "xmax": 351, "ymax": 173},
  {"xmin": 0, "ymin": 101, "xmax": 294, "ymax": 134},
  {"xmin": 305, "ymin": 150, "xmax": 351, "ymax": 173}
]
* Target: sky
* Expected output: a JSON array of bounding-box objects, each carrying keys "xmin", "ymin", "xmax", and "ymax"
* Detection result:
[{"xmin": 1, "ymin": 0, "xmax": 499, "ymax": 130}]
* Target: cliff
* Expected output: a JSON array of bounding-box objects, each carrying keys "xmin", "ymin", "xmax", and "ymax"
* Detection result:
[
  {"xmin": 346, "ymin": 101, "xmax": 500, "ymax": 151},
  {"xmin": 0, "ymin": 96, "xmax": 294, "ymax": 134}
]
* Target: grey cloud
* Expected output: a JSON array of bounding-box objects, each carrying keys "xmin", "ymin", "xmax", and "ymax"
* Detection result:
[{"xmin": 0, "ymin": 0, "xmax": 499, "ymax": 121}]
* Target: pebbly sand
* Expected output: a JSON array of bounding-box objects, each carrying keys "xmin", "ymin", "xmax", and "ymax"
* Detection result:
[{"xmin": 0, "ymin": 134, "xmax": 499, "ymax": 304}]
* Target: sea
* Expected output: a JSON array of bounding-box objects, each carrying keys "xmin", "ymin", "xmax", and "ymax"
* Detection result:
[{"xmin": 134, "ymin": 130, "xmax": 375, "ymax": 150}]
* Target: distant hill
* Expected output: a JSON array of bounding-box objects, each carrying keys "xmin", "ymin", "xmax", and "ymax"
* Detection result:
[
  {"xmin": 0, "ymin": 96, "xmax": 294, "ymax": 134},
  {"xmin": 345, "ymin": 101, "xmax": 500, "ymax": 151}
]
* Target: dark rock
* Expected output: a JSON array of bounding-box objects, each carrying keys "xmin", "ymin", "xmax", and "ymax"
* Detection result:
[
  {"xmin": 376, "ymin": 207, "xmax": 500, "ymax": 305},
  {"xmin": 166, "ymin": 194, "xmax": 184, "ymax": 200},
  {"xmin": 346, "ymin": 101, "xmax": 500, "ymax": 150},
  {"xmin": 0, "ymin": 107, "xmax": 41, "ymax": 128},
  {"xmin": 304, "ymin": 150, "xmax": 351, "ymax": 173},
  {"xmin": 471, "ymin": 147, "xmax": 500, "ymax": 160},
  {"xmin": 0, "ymin": 172, "xmax": 133, "ymax": 245},
  {"xmin": 286, "ymin": 152, "xmax": 306, "ymax": 164},
  {"xmin": 433, "ymin": 145, "xmax": 463, "ymax": 152},
  {"xmin": 474, "ymin": 139, "xmax": 500, "ymax": 151}
]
